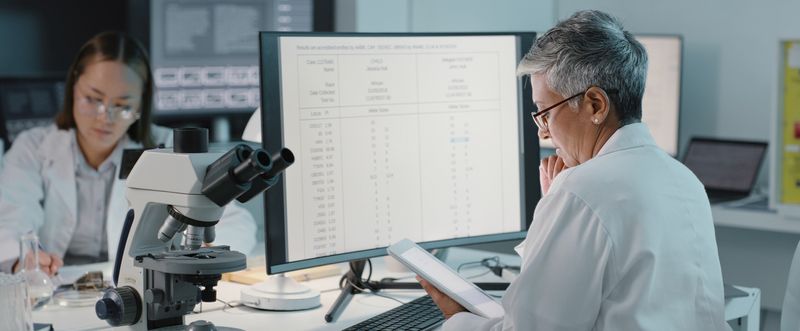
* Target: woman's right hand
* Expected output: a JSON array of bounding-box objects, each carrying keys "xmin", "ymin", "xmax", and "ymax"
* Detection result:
[
  {"xmin": 13, "ymin": 250, "xmax": 63, "ymax": 276},
  {"xmin": 540, "ymin": 155, "xmax": 568, "ymax": 196}
]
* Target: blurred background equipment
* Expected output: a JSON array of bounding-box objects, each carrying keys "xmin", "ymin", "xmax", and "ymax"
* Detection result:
[{"xmin": 0, "ymin": 0, "xmax": 333, "ymax": 143}]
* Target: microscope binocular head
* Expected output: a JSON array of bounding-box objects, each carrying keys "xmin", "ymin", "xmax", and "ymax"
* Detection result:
[{"xmin": 201, "ymin": 144, "xmax": 294, "ymax": 207}]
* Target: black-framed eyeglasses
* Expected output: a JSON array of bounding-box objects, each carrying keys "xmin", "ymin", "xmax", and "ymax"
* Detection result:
[
  {"xmin": 530, "ymin": 87, "xmax": 618, "ymax": 131},
  {"xmin": 530, "ymin": 91, "xmax": 585, "ymax": 131}
]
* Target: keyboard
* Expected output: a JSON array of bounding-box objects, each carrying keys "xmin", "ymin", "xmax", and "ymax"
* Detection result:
[{"xmin": 344, "ymin": 295, "xmax": 445, "ymax": 331}]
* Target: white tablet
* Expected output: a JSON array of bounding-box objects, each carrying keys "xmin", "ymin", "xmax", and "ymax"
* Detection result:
[{"xmin": 387, "ymin": 239, "xmax": 505, "ymax": 319}]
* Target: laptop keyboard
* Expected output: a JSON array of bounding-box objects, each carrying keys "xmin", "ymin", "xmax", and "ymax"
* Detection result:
[{"xmin": 344, "ymin": 295, "xmax": 444, "ymax": 331}]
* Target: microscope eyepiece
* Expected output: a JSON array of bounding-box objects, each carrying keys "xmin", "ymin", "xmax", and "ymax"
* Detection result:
[
  {"xmin": 173, "ymin": 128, "xmax": 209, "ymax": 153},
  {"xmin": 202, "ymin": 145, "xmax": 294, "ymax": 206},
  {"xmin": 232, "ymin": 149, "xmax": 272, "ymax": 184},
  {"xmin": 202, "ymin": 144, "xmax": 266, "ymax": 206},
  {"xmin": 235, "ymin": 148, "xmax": 295, "ymax": 203},
  {"xmin": 261, "ymin": 148, "xmax": 295, "ymax": 180}
]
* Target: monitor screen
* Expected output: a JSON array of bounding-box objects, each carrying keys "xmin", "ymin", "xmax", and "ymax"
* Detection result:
[
  {"xmin": 261, "ymin": 32, "xmax": 540, "ymax": 274},
  {"xmin": 538, "ymin": 35, "xmax": 682, "ymax": 156},
  {"xmin": 149, "ymin": 0, "xmax": 314, "ymax": 115}
]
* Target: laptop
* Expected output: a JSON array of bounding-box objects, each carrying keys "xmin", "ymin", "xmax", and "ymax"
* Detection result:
[{"xmin": 681, "ymin": 138, "xmax": 767, "ymax": 204}]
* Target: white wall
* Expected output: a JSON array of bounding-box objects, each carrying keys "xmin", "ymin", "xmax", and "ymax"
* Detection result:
[
  {"xmin": 342, "ymin": 0, "xmax": 554, "ymax": 33},
  {"xmin": 407, "ymin": 0, "xmax": 554, "ymax": 32},
  {"xmin": 336, "ymin": 0, "xmax": 411, "ymax": 32}
]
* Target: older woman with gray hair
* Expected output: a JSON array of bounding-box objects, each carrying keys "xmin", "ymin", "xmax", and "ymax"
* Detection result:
[{"xmin": 417, "ymin": 10, "xmax": 730, "ymax": 330}]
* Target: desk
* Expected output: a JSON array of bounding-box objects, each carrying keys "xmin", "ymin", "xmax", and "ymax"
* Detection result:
[
  {"xmin": 711, "ymin": 203, "xmax": 800, "ymax": 310},
  {"xmin": 712, "ymin": 204, "xmax": 800, "ymax": 234},
  {"xmin": 34, "ymin": 280, "xmax": 428, "ymax": 331},
  {"xmin": 32, "ymin": 247, "xmax": 757, "ymax": 330},
  {"xmin": 33, "ymin": 247, "xmax": 501, "ymax": 331}
]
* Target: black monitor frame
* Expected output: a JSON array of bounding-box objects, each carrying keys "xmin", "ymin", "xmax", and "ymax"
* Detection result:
[{"xmin": 260, "ymin": 31, "xmax": 540, "ymax": 274}]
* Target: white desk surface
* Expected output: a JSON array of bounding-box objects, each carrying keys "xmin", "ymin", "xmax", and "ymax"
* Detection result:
[
  {"xmin": 712, "ymin": 203, "xmax": 800, "ymax": 234},
  {"xmin": 33, "ymin": 247, "xmax": 512, "ymax": 331},
  {"xmin": 35, "ymin": 280, "xmax": 427, "ymax": 331},
  {"xmin": 33, "ymin": 246, "xmax": 755, "ymax": 330}
]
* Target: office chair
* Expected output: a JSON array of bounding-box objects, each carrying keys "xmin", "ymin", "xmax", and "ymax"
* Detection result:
[{"xmin": 782, "ymin": 240, "xmax": 800, "ymax": 331}]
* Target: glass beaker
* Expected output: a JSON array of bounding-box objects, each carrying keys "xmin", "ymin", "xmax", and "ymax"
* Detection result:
[
  {"xmin": 0, "ymin": 273, "xmax": 33, "ymax": 331},
  {"xmin": 17, "ymin": 232, "xmax": 54, "ymax": 309}
]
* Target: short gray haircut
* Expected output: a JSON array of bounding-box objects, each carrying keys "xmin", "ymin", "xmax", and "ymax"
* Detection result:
[{"xmin": 518, "ymin": 10, "xmax": 648, "ymax": 124}]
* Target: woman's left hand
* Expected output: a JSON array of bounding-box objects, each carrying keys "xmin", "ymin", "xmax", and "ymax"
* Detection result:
[{"xmin": 540, "ymin": 155, "xmax": 568, "ymax": 195}]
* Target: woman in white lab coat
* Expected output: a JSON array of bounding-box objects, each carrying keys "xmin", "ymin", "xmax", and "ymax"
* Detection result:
[
  {"xmin": 418, "ymin": 11, "xmax": 730, "ymax": 330},
  {"xmin": 0, "ymin": 31, "xmax": 256, "ymax": 275}
]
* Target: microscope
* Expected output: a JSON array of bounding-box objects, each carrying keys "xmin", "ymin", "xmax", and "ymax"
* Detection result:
[{"xmin": 95, "ymin": 128, "xmax": 293, "ymax": 331}]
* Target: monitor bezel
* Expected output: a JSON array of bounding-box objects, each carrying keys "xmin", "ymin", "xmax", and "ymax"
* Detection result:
[
  {"xmin": 260, "ymin": 31, "xmax": 540, "ymax": 274},
  {"xmin": 633, "ymin": 33, "xmax": 684, "ymax": 157}
]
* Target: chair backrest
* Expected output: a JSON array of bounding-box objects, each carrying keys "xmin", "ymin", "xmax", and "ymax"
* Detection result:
[{"xmin": 783, "ymin": 240, "xmax": 800, "ymax": 331}]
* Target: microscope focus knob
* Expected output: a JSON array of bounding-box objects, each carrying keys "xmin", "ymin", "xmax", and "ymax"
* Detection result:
[
  {"xmin": 201, "ymin": 286, "xmax": 217, "ymax": 302},
  {"xmin": 96, "ymin": 286, "xmax": 142, "ymax": 326},
  {"xmin": 95, "ymin": 298, "xmax": 116, "ymax": 318}
]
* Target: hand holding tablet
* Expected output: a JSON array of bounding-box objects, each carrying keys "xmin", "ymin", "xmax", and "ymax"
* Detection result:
[{"xmin": 387, "ymin": 239, "xmax": 505, "ymax": 319}]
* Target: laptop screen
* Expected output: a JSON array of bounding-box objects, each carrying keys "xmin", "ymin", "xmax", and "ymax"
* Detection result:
[{"xmin": 682, "ymin": 138, "xmax": 767, "ymax": 193}]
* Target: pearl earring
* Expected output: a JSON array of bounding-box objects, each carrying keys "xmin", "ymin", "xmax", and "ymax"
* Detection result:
[{"xmin": 593, "ymin": 118, "xmax": 600, "ymax": 124}]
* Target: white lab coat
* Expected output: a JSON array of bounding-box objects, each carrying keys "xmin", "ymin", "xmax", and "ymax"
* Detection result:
[
  {"xmin": 444, "ymin": 123, "xmax": 729, "ymax": 331},
  {"xmin": 0, "ymin": 125, "xmax": 257, "ymax": 266},
  {"xmin": 782, "ymin": 240, "xmax": 800, "ymax": 330}
]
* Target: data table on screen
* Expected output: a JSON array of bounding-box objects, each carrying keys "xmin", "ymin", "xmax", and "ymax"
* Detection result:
[{"xmin": 277, "ymin": 36, "xmax": 524, "ymax": 260}]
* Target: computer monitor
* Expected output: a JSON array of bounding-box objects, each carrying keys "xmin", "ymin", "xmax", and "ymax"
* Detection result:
[
  {"xmin": 148, "ymin": 0, "xmax": 317, "ymax": 115},
  {"xmin": 260, "ymin": 32, "xmax": 540, "ymax": 275},
  {"xmin": 0, "ymin": 76, "xmax": 65, "ymax": 150},
  {"xmin": 538, "ymin": 34, "xmax": 683, "ymax": 156}
]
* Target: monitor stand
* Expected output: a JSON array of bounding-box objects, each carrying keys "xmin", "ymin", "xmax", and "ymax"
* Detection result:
[
  {"xmin": 324, "ymin": 259, "xmax": 510, "ymax": 323},
  {"xmin": 240, "ymin": 273, "xmax": 321, "ymax": 311}
]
